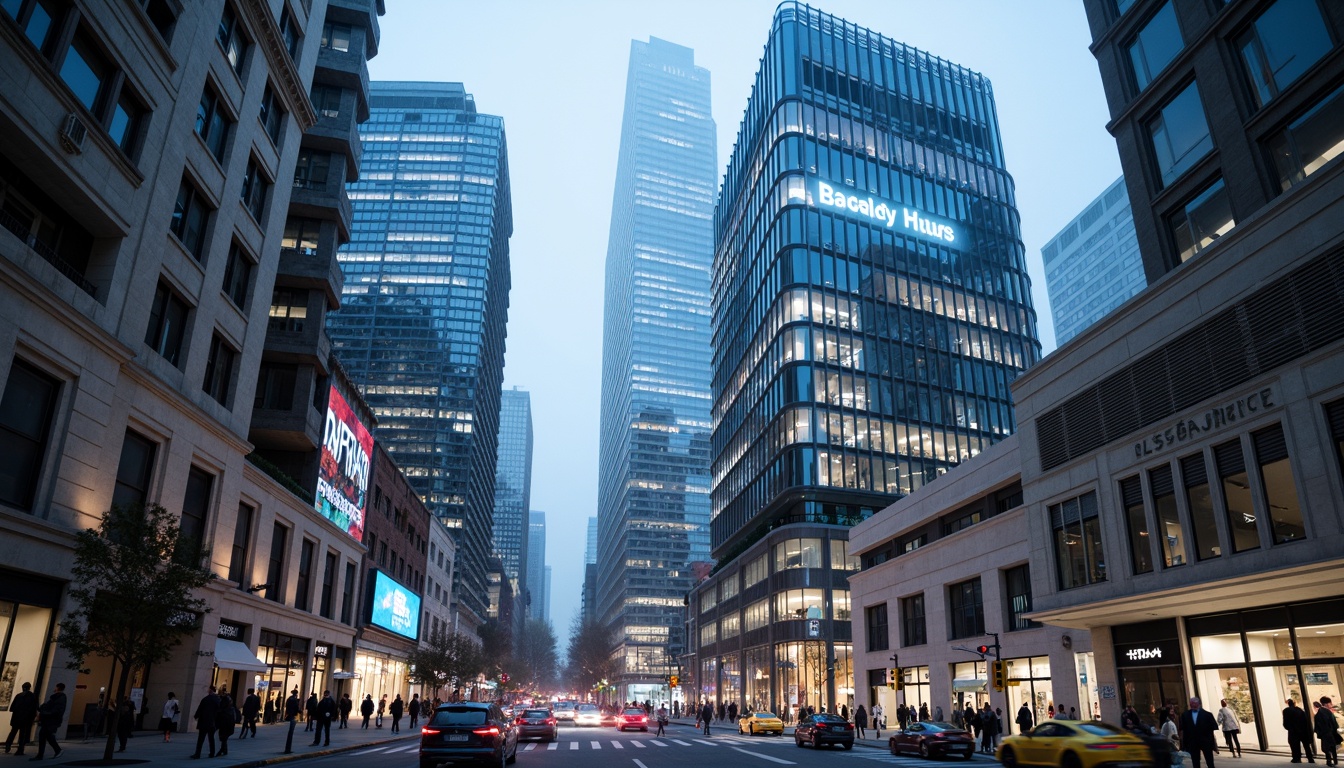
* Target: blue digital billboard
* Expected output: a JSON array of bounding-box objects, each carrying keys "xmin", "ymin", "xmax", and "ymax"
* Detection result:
[{"xmin": 367, "ymin": 570, "xmax": 420, "ymax": 640}]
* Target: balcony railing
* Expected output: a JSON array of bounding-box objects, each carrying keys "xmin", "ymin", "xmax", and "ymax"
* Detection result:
[{"xmin": 0, "ymin": 207, "xmax": 97, "ymax": 298}]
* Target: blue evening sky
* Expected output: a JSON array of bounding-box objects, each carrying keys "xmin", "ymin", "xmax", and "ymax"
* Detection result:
[{"xmin": 367, "ymin": 0, "xmax": 1120, "ymax": 641}]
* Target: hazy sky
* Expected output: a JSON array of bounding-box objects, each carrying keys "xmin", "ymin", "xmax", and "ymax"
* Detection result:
[{"xmin": 366, "ymin": 0, "xmax": 1121, "ymax": 641}]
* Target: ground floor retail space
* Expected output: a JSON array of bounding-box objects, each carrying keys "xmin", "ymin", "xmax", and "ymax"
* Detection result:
[
  {"xmin": 697, "ymin": 640, "xmax": 855, "ymax": 719},
  {"xmin": 0, "ymin": 569, "xmax": 60, "ymax": 713}
]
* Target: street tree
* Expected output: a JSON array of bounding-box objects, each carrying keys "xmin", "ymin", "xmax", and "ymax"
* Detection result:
[
  {"xmin": 565, "ymin": 615, "xmax": 614, "ymax": 695},
  {"xmin": 58, "ymin": 503, "xmax": 216, "ymax": 762},
  {"xmin": 408, "ymin": 628, "xmax": 485, "ymax": 701},
  {"xmin": 509, "ymin": 618, "xmax": 559, "ymax": 694}
]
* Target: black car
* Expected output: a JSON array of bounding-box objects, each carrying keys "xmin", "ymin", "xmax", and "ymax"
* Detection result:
[
  {"xmin": 420, "ymin": 702, "xmax": 519, "ymax": 768},
  {"xmin": 888, "ymin": 721, "xmax": 976, "ymax": 759},
  {"xmin": 794, "ymin": 713, "xmax": 855, "ymax": 749},
  {"xmin": 514, "ymin": 707, "xmax": 558, "ymax": 742}
]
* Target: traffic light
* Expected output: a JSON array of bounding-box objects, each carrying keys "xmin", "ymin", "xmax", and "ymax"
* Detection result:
[
  {"xmin": 889, "ymin": 668, "xmax": 903, "ymax": 691},
  {"xmin": 669, "ymin": 675, "xmax": 679, "ymax": 688},
  {"xmin": 991, "ymin": 660, "xmax": 1006, "ymax": 691},
  {"xmin": 976, "ymin": 644, "xmax": 991, "ymax": 655}
]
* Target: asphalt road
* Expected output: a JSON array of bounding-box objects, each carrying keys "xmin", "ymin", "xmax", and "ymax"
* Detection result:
[{"xmin": 299, "ymin": 723, "xmax": 1007, "ymax": 768}]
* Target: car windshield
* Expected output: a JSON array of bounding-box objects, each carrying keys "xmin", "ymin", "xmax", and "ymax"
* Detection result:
[
  {"xmin": 813, "ymin": 714, "xmax": 845, "ymax": 723},
  {"xmin": 522, "ymin": 710, "xmax": 550, "ymax": 719},
  {"xmin": 429, "ymin": 708, "xmax": 487, "ymax": 726},
  {"xmin": 1078, "ymin": 723, "xmax": 1128, "ymax": 737},
  {"xmin": 923, "ymin": 722, "xmax": 959, "ymax": 731},
  {"xmin": 754, "ymin": 713, "xmax": 777, "ymax": 719}
]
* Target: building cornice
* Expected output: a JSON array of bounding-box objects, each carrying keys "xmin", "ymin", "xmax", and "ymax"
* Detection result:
[{"xmin": 238, "ymin": 0, "xmax": 317, "ymax": 131}]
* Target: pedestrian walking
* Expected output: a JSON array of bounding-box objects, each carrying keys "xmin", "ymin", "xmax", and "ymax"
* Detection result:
[
  {"xmin": 1182, "ymin": 697, "xmax": 1220, "ymax": 768},
  {"xmin": 1016, "ymin": 702, "xmax": 1034, "ymax": 735},
  {"xmin": 30, "ymin": 683, "xmax": 66, "ymax": 761},
  {"xmin": 339, "ymin": 694, "xmax": 352, "ymax": 729},
  {"xmin": 376, "ymin": 695, "xmax": 386, "ymax": 728},
  {"xmin": 359, "ymin": 695, "xmax": 374, "ymax": 729},
  {"xmin": 978, "ymin": 703, "xmax": 999, "ymax": 754},
  {"xmin": 112, "ymin": 697, "xmax": 135, "ymax": 753},
  {"xmin": 700, "ymin": 701, "xmax": 714, "ymax": 736},
  {"xmin": 1316, "ymin": 697, "xmax": 1341, "ymax": 767},
  {"xmin": 240, "ymin": 689, "xmax": 260, "ymax": 738},
  {"xmin": 159, "ymin": 692, "xmax": 181, "ymax": 742},
  {"xmin": 408, "ymin": 694, "xmax": 421, "ymax": 728},
  {"xmin": 873, "ymin": 703, "xmax": 884, "ymax": 738},
  {"xmin": 855, "ymin": 704, "xmax": 868, "ymax": 739},
  {"xmin": 189, "ymin": 685, "xmax": 220, "ymax": 759},
  {"xmin": 919, "ymin": 702, "xmax": 930, "ymax": 721},
  {"xmin": 389, "ymin": 694, "xmax": 404, "ymax": 733},
  {"xmin": 1286, "ymin": 698, "xmax": 1317, "ymax": 764},
  {"xmin": 1217, "ymin": 699, "xmax": 1243, "ymax": 757},
  {"xmin": 263, "ymin": 695, "xmax": 275, "ymax": 725},
  {"xmin": 3, "ymin": 682, "xmax": 37, "ymax": 755},
  {"xmin": 655, "ymin": 705, "xmax": 668, "ymax": 737},
  {"xmin": 897, "ymin": 702, "xmax": 909, "ymax": 729},
  {"xmin": 935, "ymin": 705, "xmax": 943, "ymax": 722},
  {"xmin": 311, "ymin": 691, "xmax": 336, "ymax": 746},
  {"xmin": 304, "ymin": 693, "xmax": 318, "ymax": 732},
  {"xmin": 214, "ymin": 694, "xmax": 235, "ymax": 757}
]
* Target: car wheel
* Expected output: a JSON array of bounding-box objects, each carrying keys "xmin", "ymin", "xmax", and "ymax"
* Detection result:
[
  {"xmin": 890, "ymin": 740, "xmax": 899, "ymax": 756},
  {"xmin": 795, "ymin": 736, "xmax": 804, "ymax": 748},
  {"xmin": 1061, "ymin": 752, "xmax": 1082, "ymax": 768},
  {"xmin": 1000, "ymin": 747, "xmax": 1018, "ymax": 768},
  {"xmin": 920, "ymin": 741, "xmax": 930, "ymax": 759},
  {"xmin": 961, "ymin": 751, "xmax": 973, "ymax": 761},
  {"xmin": 812, "ymin": 735, "xmax": 821, "ymax": 749},
  {"xmin": 506, "ymin": 742, "xmax": 517, "ymax": 766},
  {"xmin": 843, "ymin": 742, "xmax": 853, "ymax": 750}
]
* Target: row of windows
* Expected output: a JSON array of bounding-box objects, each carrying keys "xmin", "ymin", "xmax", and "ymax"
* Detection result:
[{"xmin": 863, "ymin": 564, "xmax": 1036, "ymax": 653}]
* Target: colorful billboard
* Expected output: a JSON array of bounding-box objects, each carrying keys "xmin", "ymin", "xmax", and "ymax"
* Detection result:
[
  {"xmin": 316, "ymin": 384, "xmax": 372, "ymax": 542},
  {"xmin": 367, "ymin": 570, "xmax": 420, "ymax": 640}
]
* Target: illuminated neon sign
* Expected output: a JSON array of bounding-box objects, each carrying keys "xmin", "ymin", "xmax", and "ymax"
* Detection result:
[
  {"xmin": 812, "ymin": 179, "xmax": 959, "ymax": 244},
  {"xmin": 316, "ymin": 385, "xmax": 372, "ymax": 542},
  {"xmin": 367, "ymin": 570, "xmax": 421, "ymax": 640}
]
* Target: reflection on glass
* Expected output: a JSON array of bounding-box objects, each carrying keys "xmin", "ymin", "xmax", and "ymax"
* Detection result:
[
  {"xmin": 1192, "ymin": 633, "xmax": 1246, "ymax": 665},
  {"xmin": 1215, "ymin": 441, "xmax": 1260, "ymax": 552},
  {"xmin": 1237, "ymin": 0, "xmax": 1332, "ymax": 108},
  {"xmin": 1268, "ymin": 85, "xmax": 1344, "ymax": 192},
  {"xmin": 1128, "ymin": 2, "xmax": 1182, "ymax": 90},
  {"xmin": 1150, "ymin": 82, "xmax": 1213, "ymax": 186},
  {"xmin": 1260, "ymin": 457, "xmax": 1304, "ymax": 544},
  {"xmin": 1182, "ymin": 454, "xmax": 1221, "ymax": 560},
  {"xmin": 1172, "ymin": 178, "xmax": 1235, "ymax": 262}
]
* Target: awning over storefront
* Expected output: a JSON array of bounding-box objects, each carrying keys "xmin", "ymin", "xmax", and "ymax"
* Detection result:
[
  {"xmin": 952, "ymin": 678, "xmax": 986, "ymax": 692},
  {"xmin": 214, "ymin": 639, "xmax": 268, "ymax": 672}
]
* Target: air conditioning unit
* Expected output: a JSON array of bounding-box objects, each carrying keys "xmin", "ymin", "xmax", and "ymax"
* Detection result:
[{"xmin": 58, "ymin": 113, "xmax": 87, "ymax": 154}]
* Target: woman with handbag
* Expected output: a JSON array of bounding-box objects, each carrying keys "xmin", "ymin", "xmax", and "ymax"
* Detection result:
[{"xmin": 1217, "ymin": 699, "xmax": 1242, "ymax": 757}]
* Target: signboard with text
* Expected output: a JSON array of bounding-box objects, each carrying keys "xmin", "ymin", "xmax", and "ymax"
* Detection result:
[
  {"xmin": 316, "ymin": 385, "xmax": 372, "ymax": 542},
  {"xmin": 366, "ymin": 570, "xmax": 421, "ymax": 641}
]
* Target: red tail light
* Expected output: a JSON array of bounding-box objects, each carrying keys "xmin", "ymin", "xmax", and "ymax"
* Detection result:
[
  {"xmin": 816, "ymin": 723, "xmax": 828, "ymax": 730},
  {"xmin": 473, "ymin": 726, "xmax": 500, "ymax": 736},
  {"xmin": 421, "ymin": 727, "xmax": 440, "ymax": 736},
  {"xmin": 546, "ymin": 718, "xmax": 556, "ymax": 725},
  {"xmin": 1087, "ymin": 743, "xmax": 1122, "ymax": 750},
  {"xmin": 846, "ymin": 723, "xmax": 855, "ymax": 730},
  {"xmin": 515, "ymin": 718, "xmax": 525, "ymax": 725}
]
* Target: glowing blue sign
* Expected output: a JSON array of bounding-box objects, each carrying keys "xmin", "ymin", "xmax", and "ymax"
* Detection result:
[
  {"xmin": 367, "ymin": 571, "xmax": 420, "ymax": 640},
  {"xmin": 811, "ymin": 179, "xmax": 959, "ymax": 245}
]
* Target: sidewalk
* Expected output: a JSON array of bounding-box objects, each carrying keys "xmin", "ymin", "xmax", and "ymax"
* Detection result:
[{"xmin": 36, "ymin": 719, "xmax": 414, "ymax": 768}]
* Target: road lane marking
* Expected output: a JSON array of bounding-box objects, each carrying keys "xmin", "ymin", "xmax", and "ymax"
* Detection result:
[
  {"xmin": 524, "ymin": 744, "xmax": 536, "ymax": 751},
  {"xmin": 612, "ymin": 741, "xmax": 625, "ymax": 749},
  {"xmin": 591, "ymin": 740, "xmax": 602, "ymax": 749},
  {"xmin": 631, "ymin": 740, "xmax": 646, "ymax": 748},
  {"xmin": 670, "ymin": 738, "xmax": 691, "ymax": 745},
  {"xmin": 692, "ymin": 738, "xmax": 717, "ymax": 746},
  {"xmin": 731, "ymin": 746, "xmax": 796, "ymax": 764},
  {"xmin": 634, "ymin": 761, "xmax": 651, "ymax": 768},
  {"xmin": 351, "ymin": 747, "xmax": 387, "ymax": 755},
  {"xmin": 650, "ymin": 739, "xmax": 668, "ymax": 746},
  {"xmin": 547, "ymin": 742, "xmax": 558, "ymax": 750},
  {"xmin": 569, "ymin": 741, "xmax": 579, "ymax": 750}
]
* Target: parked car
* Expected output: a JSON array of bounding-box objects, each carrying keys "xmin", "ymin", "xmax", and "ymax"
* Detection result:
[
  {"xmin": 553, "ymin": 701, "xmax": 577, "ymax": 722},
  {"xmin": 617, "ymin": 708, "xmax": 649, "ymax": 732},
  {"xmin": 574, "ymin": 704, "xmax": 603, "ymax": 727},
  {"xmin": 997, "ymin": 720, "xmax": 1152, "ymax": 768},
  {"xmin": 737, "ymin": 712, "xmax": 784, "ymax": 736},
  {"xmin": 420, "ymin": 702, "xmax": 518, "ymax": 768},
  {"xmin": 793, "ymin": 712, "xmax": 855, "ymax": 749},
  {"xmin": 888, "ymin": 721, "xmax": 976, "ymax": 760},
  {"xmin": 514, "ymin": 708, "xmax": 558, "ymax": 742}
]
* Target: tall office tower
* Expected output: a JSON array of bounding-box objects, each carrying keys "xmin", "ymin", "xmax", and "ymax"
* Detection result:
[
  {"xmin": 581, "ymin": 516, "xmax": 598, "ymax": 623},
  {"xmin": 0, "ymin": 0, "xmax": 359, "ymax": 719},
  {"xmin": 493, "ymin": 386, "xmax": 533, "ymax": 623},
  {"xmin": 1041, "ymin": 177, "xmax": 1144, "ymax": 346},
  {"xmin": 695, "ymin": 2, "xmax": 1041, "ymax": 713},
  {"xmin": 330, "ymin": 81, "xmax": 513, "ymax": 632},
  {"xmin": 595, "ymin": 37, "xmax": 717, "ymax": 702},
  {"xmin": 527, "ymin": 510, "xmax": 547, "ymax": 621}
]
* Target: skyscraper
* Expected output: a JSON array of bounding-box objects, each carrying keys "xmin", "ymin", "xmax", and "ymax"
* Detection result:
[
  {"xmin": 595, "ymin": 37, "xmax": 717, "ymax": 702},
  {"xmin": 581, "ymin": 516, "xmax": 597, "ymax": 623},
  {"xmin": 694, "ymin": 1, "xmax": 1041, "ymax": 712},
  {"xmin": 1041, "ymin": 177, "xmax": 1144, "ymax": 346},
  {"xmin": 330, "ymin": 81, "xmax": 512, "ymax": 630},
  {"xmin": 527, "ymin": 510, "xmax": 547, "ymax": 621},
  {"xmin": 493, "ymin": 387, "xmax": 533, "ymax": 621}
]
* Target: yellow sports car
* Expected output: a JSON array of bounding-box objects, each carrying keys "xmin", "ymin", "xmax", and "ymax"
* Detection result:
[
  {"xmin": 997, "ymin": 720, "xmax": 1152, "ymax": 768},
  {"xmin": 738, "ymin": 712, "xmax": 784, "ymax": 736}
]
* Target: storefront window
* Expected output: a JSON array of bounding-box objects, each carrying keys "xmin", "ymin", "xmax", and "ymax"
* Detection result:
[
  {"xmin": 952, "ymin": 660, "xmax": 988, "ymax": 712},
  {"xmin": 1246, "ymin": 629, "xmax": 1294, "ymax": 662},
  {"xmin": 0, "ymin": 600, "xmax": 55, "ymax": 709},
  {"xmin": 700, "ymin": 657, "xmax": 718, "ymax": 703},
  {"xmin": 720, "ymin": 654, "xmax": 741, "ymax": 706},
  {"xmin": 901, "ymin": 665, "xmax": 931, "ymax": 715},
  {"xmin": 1076, "ymin": 652, "xmax": 1100, "ymax": 721},
  {"xmin": 257, "ymin": 630, "xmax": 309, "ymax": 707},
  {"xmin": 1192, "ymin": 632, "xmax": 1245, "ymax": 665},
  {"xmin": 745, "ymin": 646, "xmax": 771, "ymax": 712},
  {"xmin": 1195, "ymin": 667, "xmax": 1260, "ymax": 747},
  {"xmin": 1003, "ymin": 656, "xmax": 1054, "ymax": 731}
]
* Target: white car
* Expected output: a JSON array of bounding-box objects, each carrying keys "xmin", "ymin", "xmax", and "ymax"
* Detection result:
[
  {"xmin": 553, "ymin": 701, "xmax": 577, "ymax": 722},
  {"xmin": 574, "ymin": 704, "xmax": 602, "ymax": 727}
]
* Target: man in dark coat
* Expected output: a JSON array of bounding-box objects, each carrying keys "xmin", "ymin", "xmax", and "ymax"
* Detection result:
[
  {"xmin": 311, "ymin": 691, "xmax": 336, "ymax": 746},
  {"xmin": 4, "ymin": 682, "xmax": 38, "ymax": 755},
  {"xmin": 304, "ymin": 693, "xmax": 318, "ymax": 732},
  {"xmin": 1285, "ymin": 698, "xmax": 1316, "ymax": 763},
  {"xmin": 1181, "ymin": 696, "xmax": 1219, "ymax": 768},
  {"xmin": 388, "ymin": 695, "xmax": 404, "ymax": 733},
  {"xmin": 408, "ymin": 694, "xmax": 421, "ymax": 728},
  {"xmin": 240, "ymin": 689, "xmax": 261, "ymax": 739},
  {"xmin": 700, "ymin": 701, "xmax": 714, "ymax": 736},
  {"xmin": 31, "ymin": 683, "xmax": 66, "ymax": 760},
  {"xmin": 1315, "ymin": 697, "xmax": 1341, "ymax": 767},
  {"xmin": 189, "ymin": 685, "xmax": 220, "ymax": 759},
  {"xmin": 359, "ymin": 695, "xmax": 374, "ymax": 729},
  {"xmin": 1016, "ymin": 702, "xmax": 1034, "ymax": 735},
  {"xmin": 339, "ymin": 694, "xmax": 353, "ymax": 729}
]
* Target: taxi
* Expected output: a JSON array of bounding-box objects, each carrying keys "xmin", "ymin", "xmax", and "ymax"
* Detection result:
[
  {"xmin": 997, "ymin": 720, "xmax": 1152, "ymax": 768},
  {"xmin": 737, "ymin": 711, "xmax": 784, "ymax": 736}
]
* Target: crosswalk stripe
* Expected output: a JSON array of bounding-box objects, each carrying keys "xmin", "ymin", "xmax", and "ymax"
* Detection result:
[
  {"xmin": 611, "ymin": 741, "xmax": 624, "ymax": 749},
  {"xmin": 351, "ymin": 747, "xmax": 388, "ymax": 755},
  {"xmin": 590, "ymin": 740, "xmax": 601, "ymax": 749},
  {"xmin": 650, "ymin": 739, "xmax": 668, "ymax": 746},
  {"xmin": 569, "ymin": 741, "xmax": 578, "ymax": 750},
  {"xmin": 523, "ymin": 744, "xmax": 536, "ymax": 751},
  {"xmin": 547, "ymin": 742, "xmax": 557, "ymax": 750},
  {"xmin": 670, "ymin": 738, "xmax": 691, "ymax": 745},
  {"xmin": 730, "ymin": 746, "xmax": 796, "ymax": 765},
  {"xmin": 631, "ymin": 740, "xmax": 646, "ymax": 748},
  {"xmin": 692, "ymin": 738, "xmax": 717, "ymax": 747}
]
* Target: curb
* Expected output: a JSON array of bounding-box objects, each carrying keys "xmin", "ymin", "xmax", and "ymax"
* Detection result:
[{"xmin": 220, "ymin": 735, "xmax": 411, "ymax": 768}]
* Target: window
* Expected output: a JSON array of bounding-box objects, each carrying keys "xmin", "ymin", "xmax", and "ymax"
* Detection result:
[
  {"xmin": 1004, "ymin": 564, "xmax": 1039, "ymax": 631},
  {"xmin": 240, "ymin": 156, "xmax": 269, "ymax": 222},
  {"xmin": 180, "ymin": 466, "xmax": 213, "ymax": 554},
  {"xmin": 0, "ymin": 359, "xmax": 60, "ymax": 510},
  {"xmin": 311, "ymin": 84, "xmax": 341, "ymax": 119},
  {"xmin": 258, "ymin": 85, "xmax": 286, "ymax": 146},
  {"xmin": 1214, "ymin": 440, "xmax": 1259, "ymax": 553},
  {"xmin": 1181, "ymin": 453, "xmax": 1221, "ymax": 561},
  {"xmin": 900, "ymin": 594, "xmax": 926, "ymax": 647},
  {"xmin": 60, "ymin": 31, "xmax": 111, "ymax": 114},
  {"xmin": 111, "ymin": 430, "xmax": 155, "ymax": 509},
  {"xmin": 774, "ymin": 537, "xmax": 823, "ymax": 569},
  {"xmin": 278, "ymin": 8, "xmax": 301, "ymax": 58},
  {"xmin": 320, "ymin": 22, "xmax": 351, "ymax": 52},
  {"xmin": 720, "ymin": 614, "xmax": 740, "ymax": 640},
  {"xmin": 1237, "ymin": 0, "xmax": 1332, "ymax": 109},
  {"xmin": 268, "ymin": 289, "xmax": 308, "ymax": 332},
  {"xmin": 109, "ymin": 89, "xmax": 146, "ymax": 156},
  {"xmin": 2, "ymin": 0, "xmax": 62, "ymax": 54},
  {"xmin": 266, "ymin": 523, "xmax": 287, "ymax": 602},
  {"xmin": 202, "ymin": 332, "xmax": 236, "ymax": 407},
  {"xmin": 281, "ymin": 217, "xmax": 321, "ymax": 255},
  {"xmin": 340, "ymin": 562, "xmax": 355, "ymax": 624},
  {"xmin": 744, "ymin": 554, "xmax": 767, "ymax": 587},
  {"xmin": 829, "ymin": 539, "xmax": 860, "ymax": 571},
  {"xmin": 1149, "ymin": 81, "xmax": 1213, "ymax": 186},
  {"xmin": 1267, "ymin": 85, "xmax": 1344, "ymax": 192},
  {"xmin": 948, "ymin": 577, "xmax": 984, "ymax": 639},
  {"xmin": 1120, "ymin": 476, "xmax": 1154, "ymax": 575},
  {"xmin": 138, "ymin": 0, "xmax": 178, "ymax": 42},
  {"xmin": 216, "ymin": 3, "xmax": 249, "ymax": 75},
  {"xmin": 1051, "ymin": 490, "xmax": 1106, "ymax": 589},
  {"xmin": 318, "ymin": 551, "xmax": 336, "ymax": 619},
  {"xmin": 865, "ymin": 603, "xmax": 889, "ymax": 651},
  {"xmin": 221, "ymin": 241, "xmax": 253, "ymax": 308},
  {"xmin": 228, "ymin": 502, "xmax": 253, "ymax": 585},
  {"xmin": 254, "ymin": 364, "xmax": 296, "ymax": 410},
  {"xmin": 1115, "ymin": 0, "xmax": 1136, "ymax": 15},
  {"xmin": 720, "ymin": 573, "xmax": 739, "ymax": 601},
  {"xmin": 1170, "ymin": 178, "xmax": 1234, "ymax": 263},
  {"xmin": 1149, "ymin": 465, "xmax": 1187, "ymax": 567},
  {"xmin": 295, "ymin": 539, "xmax": 314, "ymax": 612},
  {"xmin": 1128, "ymin": 2, "xmax": 1182, "ymax": 91},
  {"xmin": 144, "ymin": 280, "xmax": 189, "ymax": 366},
  {"xmin": 170, "ymin": 177, "xmax": 211, "ymax": 260},
  {"xmin": 744, "ymin": 598, "xmax": 770, "ymax": 631},
  {"xmin": 196, "ymin": 83, "xmax": 232, "ymax": 163},
  {"xmin": 293, "ymin": 149, "xmax": 330, "ymax": 191},
  {"xmin": 1252, "ymin": 425, "xmax": 1303, "ymax": 544}
]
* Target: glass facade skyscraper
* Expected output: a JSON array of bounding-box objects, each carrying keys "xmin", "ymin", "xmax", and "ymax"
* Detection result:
[
  {"xmin": 493, "ymin": 387, "xmax": 533, "ymax": 622},
  {"xmin": 527, "ymin": 510, "xmax": 547, "ymax": 622},
  {"xmin": 330, "ymin": 81, "xmax": 512, "ymax": 628},
  {"xmin": 1042, "ymin": 177, "xmax": 1144, "ymax": 346},
  {"xmin": 596, "ymin": 36, "xmax": 717, "ymax": 700},
  {"xmin": 692, "ymin": 2, "xmax": 1041, "ymax": 714}
]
